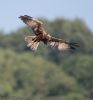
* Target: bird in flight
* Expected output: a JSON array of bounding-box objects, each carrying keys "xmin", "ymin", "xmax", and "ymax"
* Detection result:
[{"xmin": 19, "ymin": 15, "xmax": 78, "ymax": 51}]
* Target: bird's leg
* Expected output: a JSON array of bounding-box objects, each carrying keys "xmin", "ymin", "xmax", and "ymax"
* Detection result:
[
  {"xmin": 30, "ymin": 36, "xmax": 39, "ymax": 48},
  {"xmin": 32, "ymin": 36, "xmax": 38, "ymax": 42},
  {"xmin": 33, "ymin": 35, "xmax": 42, "ymax": 42}
]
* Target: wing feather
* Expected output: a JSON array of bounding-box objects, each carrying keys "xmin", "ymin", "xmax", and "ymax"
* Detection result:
[
  {"xmin": 19, "ymin": 15, "xmax": 47, "ymax": 36},
  {"xmin": 47, "ymin": 35, "xmax": 79, "ymax": 51}
]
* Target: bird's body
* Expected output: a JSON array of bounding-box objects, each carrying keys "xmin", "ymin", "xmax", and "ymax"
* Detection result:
[{"xmin": 19, "ymin": 15, "xmax": 78, "ymax": 51}]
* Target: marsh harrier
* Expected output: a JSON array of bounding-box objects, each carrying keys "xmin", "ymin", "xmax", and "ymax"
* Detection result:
[{"xmin": 19, "ymin": 15, "xmax": 78, "ymax": 51}]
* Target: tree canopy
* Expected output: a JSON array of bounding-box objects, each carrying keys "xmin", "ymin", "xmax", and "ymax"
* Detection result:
[{"xmin": 0, "ymin": 17, "xmax": 93, "ymax": 100}]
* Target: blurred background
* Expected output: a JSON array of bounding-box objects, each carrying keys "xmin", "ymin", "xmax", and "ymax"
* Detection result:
[{"xmin": 0, "ymin": 0, "xmax": 93, "ymax": 100}]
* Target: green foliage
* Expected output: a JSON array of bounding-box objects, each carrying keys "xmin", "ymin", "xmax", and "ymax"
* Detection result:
[
  {"xmin": 0, "ymin": 17, "xmax": 93, "ymax": 100},
  {"xmin": 62, "ymin": 93, "xmax": 86, "ymax": 100}
]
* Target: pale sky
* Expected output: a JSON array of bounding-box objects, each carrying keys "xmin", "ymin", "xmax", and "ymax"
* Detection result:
[{"xmin": 0, "ymin": 0, "xmax": 93, "ymax": 32}]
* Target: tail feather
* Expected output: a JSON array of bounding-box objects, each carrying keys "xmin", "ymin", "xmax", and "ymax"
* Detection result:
[
  {"xmin": 30, "ymin": 42, "xmax": 39, "ymax": 51},
  {"xmin": 25, "ymin": 36, "xmax": 40, "ymax": 51}
]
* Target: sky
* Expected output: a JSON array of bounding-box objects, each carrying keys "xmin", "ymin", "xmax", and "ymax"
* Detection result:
[{"xmin": 0, "ymin": 0, "xmax": 93, "ymax": 33}]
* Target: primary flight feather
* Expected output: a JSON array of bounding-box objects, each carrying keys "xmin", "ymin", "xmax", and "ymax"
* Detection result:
[{"xmin": 19, "ymin": 15, "xmax": 78, "ymax": 51}]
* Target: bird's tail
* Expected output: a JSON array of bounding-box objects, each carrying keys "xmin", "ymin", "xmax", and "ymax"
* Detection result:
[{"xmin": 25, "ymin": 36, "xmax": 40, "ymax": 51}]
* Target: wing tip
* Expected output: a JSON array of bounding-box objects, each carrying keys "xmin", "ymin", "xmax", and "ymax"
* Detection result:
[
  {"xmin": 69, "ymin": 42, "xmax": 79, "ymax": 50},
  {"xmin": 18, "ymin": 15, "xmax": 33, "ymax": 20}
]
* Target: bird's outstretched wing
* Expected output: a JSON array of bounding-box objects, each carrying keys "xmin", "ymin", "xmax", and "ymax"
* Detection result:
[
  {"xmin": 47, "ymin": 35, "xmax": 79, "ymax": 51},
  {"xmin": 19, "ymin": 15, "xmax": 79, "ymax": 51},
  {"xmin": 19, "ymin": 15, "xmax": 47, "ymax": 36}
]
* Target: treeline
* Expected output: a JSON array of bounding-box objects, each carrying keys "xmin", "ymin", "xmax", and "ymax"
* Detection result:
[{"xmin": 0, "ymin": 18, "xmax": 93, "ymax": 100}]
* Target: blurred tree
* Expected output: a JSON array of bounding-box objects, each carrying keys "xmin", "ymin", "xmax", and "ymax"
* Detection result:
[{"xmin": 0, "ymin": 17, "xmax": 93, "ymax": 100}]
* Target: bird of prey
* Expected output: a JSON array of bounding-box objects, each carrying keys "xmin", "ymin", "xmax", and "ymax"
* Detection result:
[{"xmin": 19, "ymin": 15, "xmax": 78, "ymax": 51}]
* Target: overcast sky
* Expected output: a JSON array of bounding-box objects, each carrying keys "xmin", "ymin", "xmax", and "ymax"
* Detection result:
[{"xmin": 0, "ymin": 0, "xmax": 93, "ymax": 32}]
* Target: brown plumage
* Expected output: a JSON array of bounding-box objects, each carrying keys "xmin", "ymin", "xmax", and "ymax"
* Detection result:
[{"xmin": 19, "ymin": 15, "xmax": 78, "ymax": 51}]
